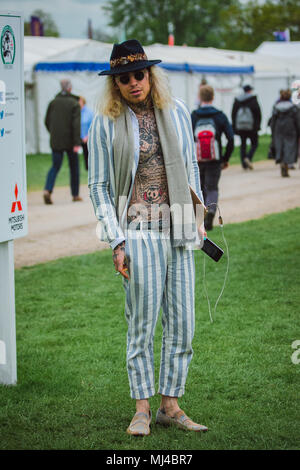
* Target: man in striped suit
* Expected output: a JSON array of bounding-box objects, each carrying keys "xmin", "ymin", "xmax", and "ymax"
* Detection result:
[{"xmin": 88, "ymin": 40, "xmax": 208, "ymax": 436}]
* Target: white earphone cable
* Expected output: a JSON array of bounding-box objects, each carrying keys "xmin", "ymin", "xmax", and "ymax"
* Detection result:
[{"xmin": 203, "ymin": 203, "xmax": 230, "ymax": 323}]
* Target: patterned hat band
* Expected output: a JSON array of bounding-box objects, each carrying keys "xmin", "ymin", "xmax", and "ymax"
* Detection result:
[
  {"xmin": 110, "ymin": 53, "xmax": 148, "ymax": 69},
  {"xmin": 98, "ymin": 40, "xmax": 161, "ymax": 76}
]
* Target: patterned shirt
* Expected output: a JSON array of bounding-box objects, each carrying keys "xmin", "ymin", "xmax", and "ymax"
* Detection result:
[
  {"xmin": 88, "ymin": 98, "xmax": 203, "ymax": 249},
  {"xmin": 127, "ymin": 108, "xmax": 170, "ymax": 225}
]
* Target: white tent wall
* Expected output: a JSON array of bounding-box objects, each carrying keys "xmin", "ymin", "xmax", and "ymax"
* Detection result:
[
  {"xmin": 147, "ymin": 43, "xmax": 251, "ymax": 133},
  {"xmin": 167, "ymin": 71, "xmax": 243, "ymax": 126},
  {"xmin": 34, "ymin": 70, "xmax": 244, "ymax": 154},
  {"xmin": 24, "ymin": 38, "xmax": 112, "ymax": 154},
  {"xmin": 207, "ymin": 47, "xmax": 300, "ymax": 134},
  {"xmin": 25, "ymin": 84, "xmax": 38, "ymax": 154}
]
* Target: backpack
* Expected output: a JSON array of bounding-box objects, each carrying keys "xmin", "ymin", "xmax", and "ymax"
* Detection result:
[
  {"xmin": 194, "ymin": 117, "xmax": 220, "ymax": 162},
  {"xmin": 235, "ymin": 105, "xmax": 254, "ymax": 131}
]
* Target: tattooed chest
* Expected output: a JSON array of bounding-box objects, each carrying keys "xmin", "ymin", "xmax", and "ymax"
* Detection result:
[
  {"xmin": 138, "ymin": 113, "xmax": 161, "ymax": 160},
  {"xmin": 127, "ymin": 111, "xmax": 170, "ymax": 221}
]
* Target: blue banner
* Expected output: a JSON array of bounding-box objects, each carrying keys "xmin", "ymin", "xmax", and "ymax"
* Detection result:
[{"xmin": 35, "ymin": 61, "xmax": 254, "ymax": 75}]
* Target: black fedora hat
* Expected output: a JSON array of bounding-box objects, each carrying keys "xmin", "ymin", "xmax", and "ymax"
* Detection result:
[{"xmin": 98, "ymin": 39, "xmax": 161, "ymax": 76}]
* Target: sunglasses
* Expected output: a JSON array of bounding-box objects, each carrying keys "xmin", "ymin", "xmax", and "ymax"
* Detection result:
[{"xmin": 117, "ymin": 70, "xmax": 145, "ymax": 85}]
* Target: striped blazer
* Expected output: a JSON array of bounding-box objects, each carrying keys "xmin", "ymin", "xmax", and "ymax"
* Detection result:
[{"xmin": 88, "ymin": 98, "xmax": 204, "ymax": 249}]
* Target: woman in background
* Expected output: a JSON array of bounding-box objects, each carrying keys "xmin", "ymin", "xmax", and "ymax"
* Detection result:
[{"xmin": 269, "ymin": 89, "xmax": 300, "ymax": 177}]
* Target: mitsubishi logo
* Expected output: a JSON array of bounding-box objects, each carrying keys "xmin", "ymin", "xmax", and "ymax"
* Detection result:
[{"xmin": 11, "ymin": 183, "xmax": 22, "ymax": 213}]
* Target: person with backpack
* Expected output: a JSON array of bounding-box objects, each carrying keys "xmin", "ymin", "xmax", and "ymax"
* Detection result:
[
  {"xmin": 191, "ymin": 85, "xmax": 234, "ymax": 231},
  {"xmin": 269, "ymin": 89, "xmax": 300, "ymax": 177},
  {"xmin": 231, "ymin": 84, "xmax": 261, "ymax": 170}
]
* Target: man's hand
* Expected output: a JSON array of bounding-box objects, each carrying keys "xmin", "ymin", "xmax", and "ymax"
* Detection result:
[
  {"xmin": 113, "ymin": 241, "xmax": 129, "ymax": 280},
  {"xmin": 198, "ymin": 224, "xmax": 207, "ymax": 242},
  {"xmin": 73, "ymin": 146, "xmax": 81, "ymax": 153}
]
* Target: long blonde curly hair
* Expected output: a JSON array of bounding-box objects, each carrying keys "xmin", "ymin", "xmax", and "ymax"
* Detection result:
[{"xmin": 96, "ymin": 66, "xmax": 173, "ymax": 119}]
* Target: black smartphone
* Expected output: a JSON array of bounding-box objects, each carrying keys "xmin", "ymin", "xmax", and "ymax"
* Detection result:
[{"xmin": 201, "ymin": 237, "xmax": 224, "ymax": 262}]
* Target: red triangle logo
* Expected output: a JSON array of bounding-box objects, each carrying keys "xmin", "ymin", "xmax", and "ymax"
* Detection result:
[{"xmin": 11, "ymin": 184, "xmax": 22, "ymax": 213}]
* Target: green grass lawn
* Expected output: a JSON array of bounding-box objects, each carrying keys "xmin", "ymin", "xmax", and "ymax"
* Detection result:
[
  {"xmin": 25, "ymin": 135, "xmax": 271, "ymax": 192},
  {"xmin": 1, "ymin": 208, "xmax": 299, "ymax": 450}
]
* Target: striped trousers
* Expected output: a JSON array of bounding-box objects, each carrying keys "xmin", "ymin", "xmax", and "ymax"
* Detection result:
[{"xmin": 122, "ymin": 229, "xmax": 195, "ymax": 400}]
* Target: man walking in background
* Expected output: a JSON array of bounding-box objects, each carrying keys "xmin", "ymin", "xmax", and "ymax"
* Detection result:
[
  {"xmin": 43, "ymin": 79, "xmax": 82, "ymax": 204},
  {"xmin": 192, "ymin": 84, "xmax": 234, "ymax": 231},
  {"xmin": 231, "ymin": 84, "xmax": 261, "ymax": 170}
]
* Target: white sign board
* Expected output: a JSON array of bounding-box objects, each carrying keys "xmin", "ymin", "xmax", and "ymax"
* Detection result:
[
  {"xmin": 0, "ymin": 11, "xmax": 27, "ymax": 242},
  {"xmin": 0, "ymin": 11, "xmax": 26, "ymax": 385}
]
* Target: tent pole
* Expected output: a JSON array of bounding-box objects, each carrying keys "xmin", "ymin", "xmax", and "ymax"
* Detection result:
[
  {"xmin": 185, "ymin": 70, "xmax": 193, "ymax": 111},
  {"xmin": 33, "ymin": 72, "xmax": 40, "ymax": 154}
]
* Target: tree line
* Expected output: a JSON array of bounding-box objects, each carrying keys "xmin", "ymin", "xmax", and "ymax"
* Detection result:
[
  {"xmin": 24, "ymin": 1, "xmax": 300, "ymax": 51},
  {"xmin": 105, "ymin": 0, "xmax": 300, "ymax": 51}
]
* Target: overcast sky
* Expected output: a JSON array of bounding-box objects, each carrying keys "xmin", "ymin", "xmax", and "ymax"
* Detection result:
[{"xmin": 0, "ymin": 0, "xmax": 112, "ymax": 39}]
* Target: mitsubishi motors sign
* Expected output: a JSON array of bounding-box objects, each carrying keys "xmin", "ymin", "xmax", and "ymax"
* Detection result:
[
  {"xmin": 0, "ymin": 11, "xmax": 27, "ymax": 243},
  {"xmin": 0, "ymin": 11, "xmax": 27, "ymax": 385}
]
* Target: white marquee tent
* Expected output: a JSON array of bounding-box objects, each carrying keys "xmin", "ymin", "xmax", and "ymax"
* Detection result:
[
  {"xmin": 207, "ymin": 46, "xmax": 300, "ymax": 132},
  {"xmin": 24, "ymin": 38, "xmax": 300, "ymax": 155},
  {"xmin": 24, "ymin": 37, "xmax": 254, "ymax": 154},
  {"xmin": 25, "ymin": 37, "xmax": 110, "ymax": 153},
  {"xmin": 255, "ymin": 41, "xmax": 300, "ymax": 59}
]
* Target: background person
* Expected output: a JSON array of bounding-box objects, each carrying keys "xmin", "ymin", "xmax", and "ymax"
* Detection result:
[
  {"xmin": 44, "ymin": 79, "xmax": 82, "ymax": 204},
  {"xmin": 191, "ymin": 85, "xmax": 234, "ymax": 231},
  {"xmin": 292, "ymin": 81, "xmax": 300, "ymax": 166},
  {"xmin": 79, "ymin": 96, "xmax": 94, "ymax": 170},
  {"xmin": 231, "ymin": 84, "xmax": 261, "ymax": 170},
  {"xmin": 269, "ymin": 89, "xmax": 300, "ymax": 177}
]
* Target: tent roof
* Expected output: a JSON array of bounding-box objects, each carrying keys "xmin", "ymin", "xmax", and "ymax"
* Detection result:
[
  {"xmin": 24, "ymin": 37, "xmax": 90, "ymax": 66},
  {"xmin": 207, "ymin": 47, "xmax": 300, "ymax": 76},
  {"xmin": 24, "ymin": 36, "xmax": 91, "ymax": 82},
  {"xmin": 26, "ymin": 37, "xmax": 254, "ymax": 77},
  {"xmin": 145, "ymin": 44, "xmax": 254, "ymax": 74},
  {"xmin": 255, "ymin": 41, "xmax": 300, "ymax": 58}
]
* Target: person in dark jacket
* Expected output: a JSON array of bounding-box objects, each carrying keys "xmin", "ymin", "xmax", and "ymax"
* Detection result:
[
  {"xmin": 269, "ymin": 89, "xmax": 300, "ymax": 177},
  {"xmin": 231, "ymin": 84, "xmax": 261, "ymax": 170},
  {"xmin": 43, "ymin": 79, "xmax": 82, "ymax": 204},
  {"xmin": 191, "ymin": 84, "xmax": 234, "ymax": 230}
]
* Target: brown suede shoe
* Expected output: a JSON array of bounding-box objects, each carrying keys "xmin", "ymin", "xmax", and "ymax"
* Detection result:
[
  {"xmin": 244, "ymin": 158, "xmax": 253, "ymax": 170},
  {"xmin": 156, "ymin": 408, "xmax": 208, "ymax": 432},
  {"xmin": 43, "ymin": 191, "xmax": 53, "ymax": 205},
  {"xmin": 281, "ymin": 163, "xmax": 289, "ymax": 177},
  {"xmin": 126, "ymin": 411, "xmax": 152, "ymax": 436},
  {"xmin": 72, "ymin": 196, "xmax": 83, "ymax": 202}
]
